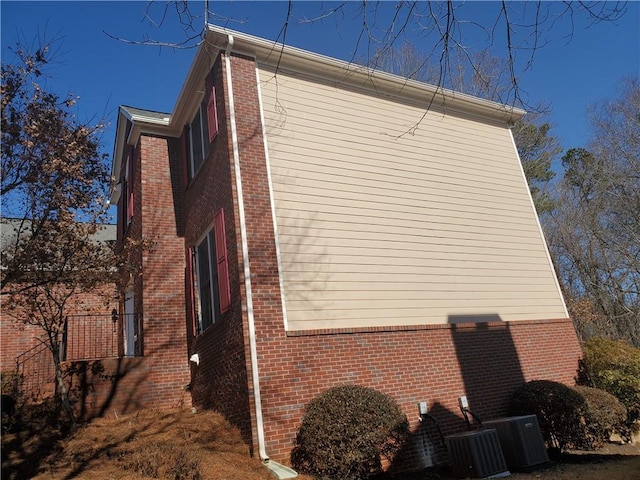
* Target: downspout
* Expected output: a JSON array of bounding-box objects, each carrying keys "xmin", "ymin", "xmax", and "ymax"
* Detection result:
[
  {"xmin": 223, "ymin": 34, "xmax": 269, "ymax": 462},
  {"xmin": 224, "ymin": 34, "xmax": 298, "ymax": 479}
]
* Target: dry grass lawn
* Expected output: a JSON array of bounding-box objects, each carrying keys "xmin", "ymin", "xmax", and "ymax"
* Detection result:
[
  {"xmin": 2, "ymin": 407, "xmax": 303, "ymax": 480},
  {"xmin": 2, "ymin": 407, "xmax": 639, "ymax": 479}
]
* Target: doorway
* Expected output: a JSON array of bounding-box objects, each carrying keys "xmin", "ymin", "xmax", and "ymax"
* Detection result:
[{"xmin": 124, "ymin": 288, "xmax": 135, "ymax": 356}]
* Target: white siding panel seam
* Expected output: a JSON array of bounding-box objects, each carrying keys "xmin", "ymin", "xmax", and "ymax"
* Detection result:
[
  {"xmin": 254, "ymin": 65, "xmax": 290, "ymax": 331},
  {"xmin": 508, "ymin": 128, "xmax": 570, "ymax": 318}
]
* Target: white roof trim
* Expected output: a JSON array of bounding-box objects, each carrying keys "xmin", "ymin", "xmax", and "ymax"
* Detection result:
[{"xmin": 201, "ymin": 25, "xmax": 526, "ymax": 124}]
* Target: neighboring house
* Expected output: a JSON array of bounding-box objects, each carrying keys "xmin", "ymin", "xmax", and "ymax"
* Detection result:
[
  {"xmin": 109, "ymin": 26, "xmax": 583, "ymax": 471},
  {"xmin": 0, "ymin": 218, "xmax": 119, "ymax": 400}
]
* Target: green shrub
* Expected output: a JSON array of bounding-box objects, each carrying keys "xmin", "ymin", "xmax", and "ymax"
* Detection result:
[
  {"xmin": 579, "ymin": 337, "xmax": 640, "ymax": 429},
  {"xmin": 510, "ymin": 380, "xmax": 630, "ymax": 451},
  {"xmin": 509, "ymin": 380, "xmax": 587, "ymax": 451},
  {"xmin": 291, "ymin": 384, "xmax": 409, "ymax": 480}
]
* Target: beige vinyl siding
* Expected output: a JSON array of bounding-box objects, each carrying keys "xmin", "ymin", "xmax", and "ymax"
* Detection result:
[{"xmin": 258, "ymin": 66, "xmax": 567, "ymax": 331}]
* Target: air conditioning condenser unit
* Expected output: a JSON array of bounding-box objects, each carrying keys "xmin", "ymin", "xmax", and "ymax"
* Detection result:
[
  {"xmin": 445, "ymin": 428, "xmax": 510, "ymax": 479},
  {"xmin": 483, "ymin": 415, "xmax": 549, "ymax": 471}
]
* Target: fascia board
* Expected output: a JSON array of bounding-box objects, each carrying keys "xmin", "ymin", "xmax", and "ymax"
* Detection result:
[
  {"xmin": 203, "ymin": 25, "xmax": 526, "ymax": 125},
  {"xmin": 170, "ymin": 42, "xmax": 220, "ymax": 129},
  {"xmin": 126, "ymin": 122, "xmax": 178, "ymax": 146},
  {"xmin": 110, "ymin": 108, "xmax": 177, "ymax": 205},
  {"xmin": 110, "ymin": 110, "xmax": 128, "ymax": 204}
]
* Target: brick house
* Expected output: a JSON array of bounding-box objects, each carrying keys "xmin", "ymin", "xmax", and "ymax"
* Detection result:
[
  {"xmin": 0, "ymin": 219, "xmax": 121, "ymax": 405},
  {"xmin": 109, "ymin": 25, "xmax": 583, "ymax": 472}
]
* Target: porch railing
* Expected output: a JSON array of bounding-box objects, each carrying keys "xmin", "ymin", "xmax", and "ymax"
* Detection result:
[
  {"xmin": 14, "ymin": 342, "xmax": 54, "ymax": 399},
  {"xmin": 14, "ymin": 312, "xmax": 133, "ymax": 399},
  {"xmin": 61, "ymin": 312, "xmax": 121, "ymax": 361}
]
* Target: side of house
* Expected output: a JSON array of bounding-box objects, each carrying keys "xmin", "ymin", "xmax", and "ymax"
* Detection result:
[
  {"xmin": 110, "ymin": 106, "xmax": 192, "ymax": 412},
  {"xmin": 111, "ymin": 26, "xmax": 583, "ymax": 470}
]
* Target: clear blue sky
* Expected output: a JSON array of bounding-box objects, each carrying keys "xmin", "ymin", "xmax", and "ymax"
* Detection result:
[{"xmin": 2, "ymin": 1, "xmax": 639, "ymax": 186}]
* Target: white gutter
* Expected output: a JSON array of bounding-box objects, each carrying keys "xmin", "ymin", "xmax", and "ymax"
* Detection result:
[{"xmin": 223, "ymin": 34, "xmax": 269, "ymax": 462}]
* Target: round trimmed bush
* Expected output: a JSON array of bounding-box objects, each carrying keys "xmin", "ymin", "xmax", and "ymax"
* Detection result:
[
  {"xmin": 579, "ymin": 337, "xmax": 640, "ymax": 430},
  {"xmin": 509, "ymin": 380, "xmax": 629, "ymax": 451},
  {"xmin": 509, "ymin": 380, "xmax": 586, "ymax": 451},
  {"xmin": 291, "ymin": 384, "xmax": 409, "ymax": 480},
  {"xmin": 574, "ymin": 385, "xmax": 628, "ymax": 448}
]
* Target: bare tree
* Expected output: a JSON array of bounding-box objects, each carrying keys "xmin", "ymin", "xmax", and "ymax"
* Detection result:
[
  {"xmin": 106, "ymin": 1, "xmax": 627, "ymax": 110},
  {"xmin": 1, "ymin": 42, "xmax": 116, "ymax": 426},
  {"xmin": 545, "ymin": 76, "xmax": 640, "ymax": 346}
]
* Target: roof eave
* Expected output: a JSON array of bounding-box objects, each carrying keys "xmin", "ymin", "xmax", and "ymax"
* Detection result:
[
  {"xmin": 109, "ymin": 107, "xmax": 176, "ymax": 205},
  {"xmin": 202, "ymin": 25, "xmax": 526, "ymax": 124},
  {"xmin": 169, "ymin": 41, "xmax": 221, "ymax": 130}
]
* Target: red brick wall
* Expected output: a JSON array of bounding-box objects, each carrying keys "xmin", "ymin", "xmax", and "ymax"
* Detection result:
[
  {"xmin": 134, "ymin": 133, "xmax": 191, "ymax": 409},
  {"xmin": 261, "ymin": 320, "xmax": 582, "ymax": 468},
  {"xmin": 64, "ymin": 357, "xmax": 156, "ymax": 419},
  {"xmin": 223, "ymin": 51, "xmax": 287, "ymax": 457},
  {"xmin": 222, "ymin": 51, "xmax": 584, "ymax": 470},
  {"xmin": 182, "ymin": 54, "xmax": 254, "ymax": 449},
  {"xmin": 1, "ymin": 288, "xmax": 117, "ymax": 373},
  {"xmin": 1, "ymin": 320, "xmax": 42, "ymax": 373}
]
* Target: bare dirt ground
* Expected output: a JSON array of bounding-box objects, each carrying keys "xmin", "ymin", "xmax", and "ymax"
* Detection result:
[{"xmin": 2, "ymin": 407, "xmax": 638, "ymax": 480}]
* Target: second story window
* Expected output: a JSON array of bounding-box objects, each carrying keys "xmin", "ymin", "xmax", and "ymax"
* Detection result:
[
  {"xmin": 189, "ymin": 98, "xmax": 208, "ymax": 176},
  {"xmin": 191, "ymin": 208, "xmax": 230, "ymax": 333},
  {"xmin": 187, "ymin": 81, "xmax": 219, "ymax": 180}
]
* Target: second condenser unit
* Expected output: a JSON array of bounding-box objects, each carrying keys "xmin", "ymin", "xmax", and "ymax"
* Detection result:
[{"xmin": 483, "ymin": 414, "xmax": 549, "ymax": 471}]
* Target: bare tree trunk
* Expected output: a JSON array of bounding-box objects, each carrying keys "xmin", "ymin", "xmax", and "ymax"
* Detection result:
[{"xmin": 51, "ymin": 341, "xmax": 76, "ymax": 430}]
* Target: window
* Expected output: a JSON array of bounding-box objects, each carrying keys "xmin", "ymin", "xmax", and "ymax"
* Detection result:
[
  {"xmin": 122, "ymin": 154, "xmax": 134, "ymax": 229},
  {"xmin": 196, "ymin": 231, "xmax": 217, "ymax": 330},
  {"xmin": 186, "ymin": 82, "xmax": 218, "ymax": 180},
  {"xmin": 192, "ymin": 209, "xmax": 230, "ymax": 333},
  {"xmin": 189, "ymin": 100, "xmax": 207, "ymax": 175}
]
